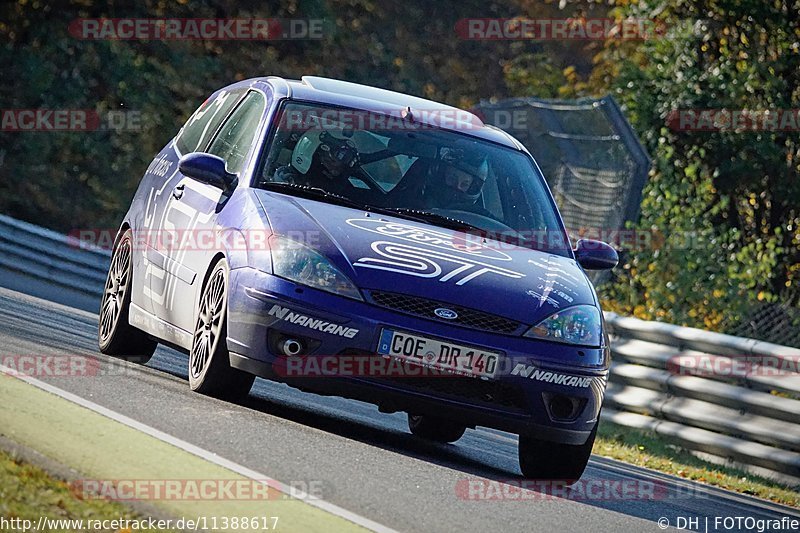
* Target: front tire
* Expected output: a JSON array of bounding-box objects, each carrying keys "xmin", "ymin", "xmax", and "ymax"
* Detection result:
[
  {"xmin": 188, "ymin": 258, "xmax": 254, "ymax": 400},
  {"xmin": 98, "ymin": 229, "xmax": 157, "ymax": 362},
  {"xmin": 518, "ymin": 422, "xmax": 597, "ymax": 482},
  {"xmin": 408, "ymin": 414, "xmax": 466, "ymax": 443}
]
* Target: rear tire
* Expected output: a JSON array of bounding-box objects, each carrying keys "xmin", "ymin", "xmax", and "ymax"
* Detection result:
[
  {"xmin": 408, "ymin": 414, "xmax": 466, "ymax": 443},
  {"xmin": 188, "ymin": 258, "xmax": 254, "ymax": 400},
  {"xmin": 98, "ymin": 229, "xmax": 157, "ymax": 363},
  {"xmin": 518, "ymin": 422, "xmax": 597, "ymax": 482}
]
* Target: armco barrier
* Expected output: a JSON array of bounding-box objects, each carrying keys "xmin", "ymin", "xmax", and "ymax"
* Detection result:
[
  {"xmin": 0, "ymin": 214, "xmax": 110, "ymax": 312},
  {"xmin": 1, "ymin": 215, "xmax": 798, "ymax": 487},
  {"xmin": 604, "ymin": 313, "xmax": 800, "ymax": 487}
]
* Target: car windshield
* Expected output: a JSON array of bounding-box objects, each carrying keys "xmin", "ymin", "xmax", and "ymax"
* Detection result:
[{"xmin": 256, "ymin": 101, "xmax": 569, "ymax": 255}]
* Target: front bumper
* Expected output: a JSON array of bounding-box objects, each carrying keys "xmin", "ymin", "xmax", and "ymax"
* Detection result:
[{"xmin": 226, "ymin": 267, "xmax": 610, "ymax": 444}]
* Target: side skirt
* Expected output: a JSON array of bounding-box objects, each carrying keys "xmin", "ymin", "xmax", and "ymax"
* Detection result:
[{"xmin": 129, "ymin": 302, "xmax": 193, "ymax": 351}]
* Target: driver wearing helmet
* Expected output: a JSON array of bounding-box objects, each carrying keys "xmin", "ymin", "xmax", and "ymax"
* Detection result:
[
  {"xmin": 425, "ymin": 147, "xmax": 490, "ymax": 215},
  {"xmin": 273, "ymin": 129, "xmax": 359, "ymax": 194}
]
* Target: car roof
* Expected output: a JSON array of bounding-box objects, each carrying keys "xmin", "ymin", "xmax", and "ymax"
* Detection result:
[{"xmin": 247, "ymin": 76, "xmax": 525, "ymax": 150}]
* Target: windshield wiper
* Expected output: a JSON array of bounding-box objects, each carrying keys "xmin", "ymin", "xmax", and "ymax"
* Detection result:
[
  {"xmin": 382, "ymin": 208, "xmax": 537, "ymax": 250},
  {"xmin": 261, "ymin": 182, "xmax": 370, "ymax": 211},
  {"xmin": 381, "ymin": 208, "xmax": 486, "ymax": 234},
  {"xmin": 262, "ymin": 182, "xmax": 488, "ymax": 236},
  {"xmin": 262, "ymin": 183, "xmax": 428, "ymax": 223}
]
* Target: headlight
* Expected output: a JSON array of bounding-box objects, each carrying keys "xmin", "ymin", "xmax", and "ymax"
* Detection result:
[
  {"xmin": 524, "ymin": 305, "xmax": 602, "ymax": 347},
  {"xmin": 270, "ymin": 236, "xmax": 363, "ymax": 301}
]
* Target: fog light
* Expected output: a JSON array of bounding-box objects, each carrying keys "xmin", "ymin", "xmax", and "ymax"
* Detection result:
[{"xmin": 543, "ymin": 392, "xmax": 585, "ymax": 421}]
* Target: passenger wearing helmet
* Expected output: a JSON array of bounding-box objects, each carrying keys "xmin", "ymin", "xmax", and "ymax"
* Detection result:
[
  {"xmin": 273, "ymin": 129, "xmax": 359, "ymax": 195},
  {"xmin": 424, "ymin": 147, "xmax": 491, "ymax": 215}
]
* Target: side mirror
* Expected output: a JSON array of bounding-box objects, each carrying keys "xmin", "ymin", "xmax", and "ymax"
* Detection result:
[
  {"xmin": 178, "ymin": 152, "xmax": 237, "ymax": 191},
  {"xmin": 574, "ymin": 239, "xmax": 618, "ymax": 270}
]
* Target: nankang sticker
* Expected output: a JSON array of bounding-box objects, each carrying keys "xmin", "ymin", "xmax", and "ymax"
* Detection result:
[
  {"xmin": 510, "ymin": 363, "xmax": 592, "ymax": 388},
  {"xmin": 268, "ymin": 305, "xmax": 359, "ymax": 338}
]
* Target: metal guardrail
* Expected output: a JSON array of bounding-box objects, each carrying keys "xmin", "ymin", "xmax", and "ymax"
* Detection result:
[
  {"xmin": 604, "ymin": 313, "xmax": 800, "ymax": 487},
  {"xmin": 0, "ymin": 214, "xmax": 110, "ymax": 313},
  {"xmin": 1, "ymin": 215, "xmax": 798, "ymax": 487}
]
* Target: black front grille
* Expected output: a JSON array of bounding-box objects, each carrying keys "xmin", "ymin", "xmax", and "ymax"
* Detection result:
[
  {"xmin": 369, "ymin": 291, "xmax": 522, "ymax": 335},
  {"xmin": 373, "ymin": 376, "xmax": 528, "ymax": 411}
]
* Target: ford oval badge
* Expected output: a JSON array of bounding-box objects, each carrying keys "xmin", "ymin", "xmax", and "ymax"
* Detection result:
[{"xmin": 434, "ymin": 308, "xmax": 458, "ymax": 320}]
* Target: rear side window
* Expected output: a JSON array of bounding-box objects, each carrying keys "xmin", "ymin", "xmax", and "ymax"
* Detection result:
[
  {"xmin": 207, "ymin": 91, "xmax": 267, "ymax": 175},
  {"xmin": 175, "ymin": 89, "xmax": 244, "ymax": 154}
]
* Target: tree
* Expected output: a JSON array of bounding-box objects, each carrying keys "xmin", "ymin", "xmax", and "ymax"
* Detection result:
[
  {"xmin": 0, "ymin": 0, "xmax": 596, "ymax": 231},
  {"xmin": 583, "ymin": 0, "xmax": 800, "ymax": 330}
]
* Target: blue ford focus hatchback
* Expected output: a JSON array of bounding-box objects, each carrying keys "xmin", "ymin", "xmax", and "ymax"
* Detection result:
[{"xmin": 98, "ymin": 76, "xmax": 618, "ymax": 480}]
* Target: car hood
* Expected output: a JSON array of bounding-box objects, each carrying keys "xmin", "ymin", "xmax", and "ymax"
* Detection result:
[{"xmin": 254, "ymin": 190, "xmax": 597, "ymax": 326}]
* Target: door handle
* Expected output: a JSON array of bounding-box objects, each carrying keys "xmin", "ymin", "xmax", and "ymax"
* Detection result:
[{"xmin": 172, "ymin": 184, "xmax": 185, "ymax": 200}]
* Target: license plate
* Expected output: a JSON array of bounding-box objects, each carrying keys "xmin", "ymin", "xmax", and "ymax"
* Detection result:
[{"xmin": 377, "ymin": 329, "xmax": 500, "ymax": 379}]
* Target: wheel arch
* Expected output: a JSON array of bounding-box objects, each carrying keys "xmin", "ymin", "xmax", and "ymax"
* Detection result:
[
  {"xmin": 113, "ymin": 221, "xmax": 132, "ymax": 251},
  {"xmin": 195, "ymin": 252, "xmax": 229, "ymax": 317}
]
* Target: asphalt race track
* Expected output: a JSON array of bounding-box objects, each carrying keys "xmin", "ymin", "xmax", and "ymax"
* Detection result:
[{"xmin": 1, "ymin": 287, "xmax": 798, "ymax": 532}]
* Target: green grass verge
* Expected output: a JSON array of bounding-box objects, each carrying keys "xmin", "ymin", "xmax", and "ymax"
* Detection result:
[
  {"xmin": 0, "ymin": 375, "xmax": 366, "ymax": 533},
  {"xmin": 0, "ymin": 447, "xmax": 177, "ymax": 532},
  {"xmin": 596, "ymin": 421, "xmax": 800, "ymax": 508}
]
